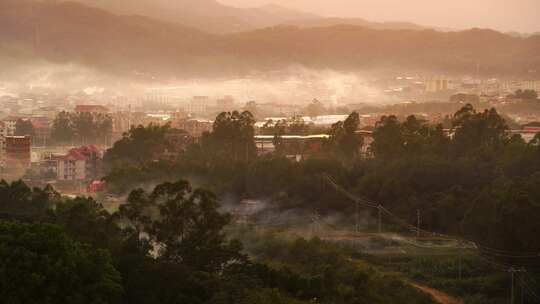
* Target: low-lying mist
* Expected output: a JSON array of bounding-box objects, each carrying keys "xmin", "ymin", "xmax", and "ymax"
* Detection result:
[{"xmin": 0, "ymin": 63, "xmax": 394, "ymax": 106}]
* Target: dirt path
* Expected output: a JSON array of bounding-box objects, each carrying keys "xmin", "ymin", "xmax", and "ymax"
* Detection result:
[{"xmin": 410, "ymin": 283, "xmax": 463, "ymax": 304}]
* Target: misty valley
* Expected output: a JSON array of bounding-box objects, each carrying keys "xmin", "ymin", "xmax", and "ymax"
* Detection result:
[{"xmin": 0, "ymin": 0, "xmax": 540, "ymax": 304}]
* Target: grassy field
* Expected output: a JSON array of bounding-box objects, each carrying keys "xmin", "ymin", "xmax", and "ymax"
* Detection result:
[{"xmin": 237, "ymin": 224, "xmax": 517, "ymax": 304}]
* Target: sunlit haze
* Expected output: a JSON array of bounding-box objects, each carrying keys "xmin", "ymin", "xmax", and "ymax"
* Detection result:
[{"xmin": 1, "ymin": 2, "xmax": 540, "ymax": 301}]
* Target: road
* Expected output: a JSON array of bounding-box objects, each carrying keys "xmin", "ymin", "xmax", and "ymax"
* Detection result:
[{"xmin": 411, "ymin": 283, "xmax": 463, "ymax": 304}]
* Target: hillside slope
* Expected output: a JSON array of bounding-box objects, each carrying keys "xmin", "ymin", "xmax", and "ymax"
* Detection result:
[
  {"xmin": 69, "ymin": 0, "xmax": 319, "ymax": 34},
  {"xmin": 1, "ymin": 0, "xmax": 539, "ymax": 77}
]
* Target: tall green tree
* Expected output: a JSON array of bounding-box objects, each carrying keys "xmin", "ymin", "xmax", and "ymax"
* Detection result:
[
  {"xmin": 305, "ymin": 98, "xmax": 325, "ymax": 117},
  {"xmin": 452, "ymin": 104, "xmax": 508, "ymax": 154},
  {"xmin": 202, "ymin": 111, "xmax": 256, "ymax": 162},
  {"xmin": 118, "ymin": 180, "xmax": 245, "ymax": 273},
  {"xmin": 51, "ymin": 111, "xmax": 74, "ymax": 144},
  {"xmin": 51, "ymin": 111, "xmax": 113, "ymax": 145},
  {"xmin": 371, "ymin": 115, "xmax": 404, "ymax": 159},
  {"xmin": 0, "ymin": 180, "xmax": 59, "ymax": 219},
  {"xmin": 327, "ymin": 112, "xmax": 362, "ymax": 159},
  {"xmin": 0, "ymin": 221, "xmax": 122, "ymax": 304},
  {"xmin": 104, "ymin": 124, "xmax": 171, "ymax": 168}
]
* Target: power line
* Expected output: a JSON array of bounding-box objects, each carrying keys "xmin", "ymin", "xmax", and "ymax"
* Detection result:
[{"xmin": 322, "ymin": 173, "xmax": 540, "ymax": 259}]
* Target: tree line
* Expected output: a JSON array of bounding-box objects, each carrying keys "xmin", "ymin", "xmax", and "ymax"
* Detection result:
[
  {"xmin": 51, "ymin": 111, "xmax": 113, "ymax": 145},
  {"xmin": 0, "ymin": 179, "xmax": 433, "ymax": 304},
  {"xmin": 103, "ymin": 105, "xmax": 540, "ymax": 269}
]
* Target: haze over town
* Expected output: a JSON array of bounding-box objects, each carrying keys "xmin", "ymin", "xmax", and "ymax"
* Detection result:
[{"xmin": 1, "ymin": 1, "xmax": 540, "ymax": 303}]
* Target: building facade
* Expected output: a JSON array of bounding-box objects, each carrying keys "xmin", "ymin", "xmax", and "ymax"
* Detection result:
[
  {"xmin": 45, "ymin": 145, "xmax": 102, "ymax": 181},
  {"xmin": 5, "ymin": 135, "xmax": 32, "ymax": 171}
]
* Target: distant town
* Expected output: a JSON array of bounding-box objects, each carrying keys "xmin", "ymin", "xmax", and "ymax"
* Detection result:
[{"xmin": 1, "ymin": 74, "xmax": 539, "ymax": 194}]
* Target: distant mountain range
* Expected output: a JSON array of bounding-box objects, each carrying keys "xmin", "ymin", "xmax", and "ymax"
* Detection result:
[
  {"xmin": 69, "ymin": 0, "xmax": 319, "ymax": 34},
  {"xmin": 65, "ymin": 0, "xmax": 445, "ymax": 34},
  {"xmin": 1, "ymin": 0, "xmax": 539, "ymax": 78}
]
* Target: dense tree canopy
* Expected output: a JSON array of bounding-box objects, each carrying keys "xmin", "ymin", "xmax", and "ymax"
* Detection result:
[
  {"xmin": 104, "ymin": 124, "xmax": 171, "ymax": 168},
  {"xmin": 51, "ymin": 111, "xmax": 112, "ymax": 145},
  {"xmin": 510, "ymin": 89, "xmax": 538, "ymax": 100},
  {"xmin": 0, "ymin": 178, "xmax": 435, "ymax": 304},
  {"xmin": 118, "ymin": 180, "xmax": 244, "ymax": 272},
  {"xmin": 36, "ymin": 104, "xmax": 540, "ymax": 303},
  {"xmin": 327, "ymin": 112, "xmax": 362, "ymax": 158},
  {"xmin": 14, "ymin": 118, "xmax": 35, "ymax": 137},
  {"xmin": 199, "ymin": 111, "xmax": 257, "ymax": 162},
  {"xmin": 103, "ymin": 105, "xmax": 540, "ymax": 262},
  {"xmin": 0, "ymin": 221, "xmax": 122, "ymax": 303}
]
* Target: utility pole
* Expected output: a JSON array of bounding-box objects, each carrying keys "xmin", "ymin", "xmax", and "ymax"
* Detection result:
[
  {"xmin": 355, "ymin": 200, "xmax": 359, "ymax": 233},
  {"xmin": 511, "ymin": 268, "xmax": 515, "ymax": 304},
  {"xmin": 521, "ymin": 272, "xmax": 524, "ymax": 304},
  {"xmin": 458, "ymin": 248, "xmax": 462, "ymax": 281},
  {"xmin": 416, "ymin": 209, "xmax": 421, "ymax": 239},
  {"xmin": 378, "ymin": 205, "xmax": 382, "ymax": 234},
  {"xmin": 509, "ymin": 268, "xmax": 526, "ymax": 304}
]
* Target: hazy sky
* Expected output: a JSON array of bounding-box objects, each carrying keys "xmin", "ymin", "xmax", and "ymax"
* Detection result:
[{"xmin": 219, "ymin": 0, "xmax": 540, "ymax": 33}]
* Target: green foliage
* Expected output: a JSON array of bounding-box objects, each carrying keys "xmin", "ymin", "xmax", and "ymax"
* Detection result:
[
  {"xmin": 372, "ymin": 114, "xmax": 449, "ymax": 159},
  {"xmin": 199, "ymin": 111, "xmax": 257, "ymax": 162},
  {"xmin": 304, "ymin": 99, "xmax": 326, "ymax": 117},
  {"xmin": 451, "ymin": 105, "xmax": 508, "ymax": 154},
  {"xmin": 326, "ymin": 112, "xmax": 362, "ymax": 159},
  {"xmin": 510, "ymin": 89, "xmax": 538, "ymax": 100},
  {"xmin": 51, "ymin": 111, "xmax": 112, "ymax": 145},
  {"xmin": 94, "ymin": 105, "xmax": 540, "ymax": 303},
  {"xmin": 118, "ymin": 180, "xmax": 244, "ymax": 272},
  {"xmin": 0, "ymin": 180, "xmax": 59, "ymax": 219},
  {"xmin": 14, "ymin": 118, "xmax": 35, "ymax": 137},
  {"xmin": 238, "ymin": 232, "xmax": 435, "ymax": 304},
  {"xmin": 368, "ymin": 254, "xmax": 511, "ymax": 304},
  {"xmin": 104, "ymin": 124, "xmax": 171, "ymax": 168},
  {"xmin": 0, "ymin": 221, "xmax": 122, "ymax": 304},
  {"xmin": 52, "ymin": 197, "xmax": 123, "ymax": 252},
  {"xmin": 102, "ymin": 105, "xmax": 540, "ymax": 259},
  {"xmin": 238, "ymin": 288, "xmax": 308, "ymax": 304},
  {"xmin": 51, "ymin": 111, "xmax": 73, "ymax": 143}
]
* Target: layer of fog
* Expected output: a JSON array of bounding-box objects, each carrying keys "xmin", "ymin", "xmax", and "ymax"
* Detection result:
[{"xmin": 0, "ymin": 62, "xmax": 398, "ymax": 106}]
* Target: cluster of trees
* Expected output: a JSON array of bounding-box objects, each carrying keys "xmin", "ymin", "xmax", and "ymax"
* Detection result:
[
  {"xmin": 508, "ymin": 89, "xmax": 538, "ymax": 100},
  {"xmin": 51, "ymin": 111, "xmax": 112, "ymax": 145},
  {"xmin": 104, "ymin": 124, "xmax": 174, "ymax": 168},
  {"xmin": 354, "ymin": 105, "xmax": 540, "ymax": 257},
  {"xmin": 326, "ymin": 112, "xmax": 362, "ymax": 159},
  {"xmin": 105, "ymin": 111, "xmax": 258, "ymax": 170},
  {"xmin": 14, "ymin": 118, "xmax": 35, "ymax": 137},
  {"xmin": 200, "ymin": 111, "xmax": 257, "ymax": 162},
  {"xmin": 260, "ymin": 116, "xmax": 311, "ymax": 136},
  {"xmin": 0, "ymin": 179, "xmax": 432, "ymax": 303},
  {"xmin": 238, "ymin": 232, "xmax": 434, "ymax": 304},
  {"xmin": 103, "ymin": 105, "xmax": 540, "ymax": 266}
]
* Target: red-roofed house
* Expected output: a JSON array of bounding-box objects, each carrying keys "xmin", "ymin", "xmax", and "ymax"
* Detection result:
[
  {"xmin": 47, "ymin": 145, "xmax": 102, "ymax": 181},
  {"xmin": 87, "ymin": 180, "xmax": 106, "ymax": 193}
]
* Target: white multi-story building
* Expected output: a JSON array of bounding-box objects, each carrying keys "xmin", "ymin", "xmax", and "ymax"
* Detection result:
[
  {"xmin": 45, "ymin": 146, "xmax": 101, "ymax": 181},
  {"xmin": 56, "ymin": 156, "xmax": 87, "ymax": 181},
  {"xmin": 2, "ymin": 117, "xmax": 18, "ymax": 136}
]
